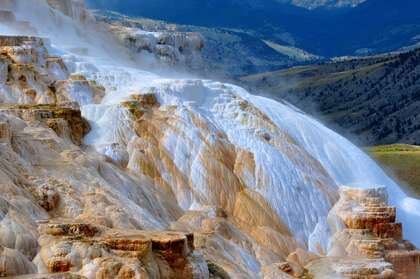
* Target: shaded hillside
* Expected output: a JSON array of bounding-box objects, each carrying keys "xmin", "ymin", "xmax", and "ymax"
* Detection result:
[
  {"xmin": 93, "ymin": 10, "xmax": 308, "ymax": 77},
  {"xmin": 87, "ymin": 0, "xmax": 420, "ymax": 58},
  {"xmin": 242, "ymin": 48, "xmax": 420, "ymax": 145}
]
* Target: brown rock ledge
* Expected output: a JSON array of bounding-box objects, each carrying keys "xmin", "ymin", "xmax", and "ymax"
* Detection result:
[
  {"xmin": 34, "ymin": 220, "xmax": 208, "ymax": 279},
  {"xmin": 308, "ymin": 186, "xmax": 420, "ymax": 279},
  {"xmin": 0, "ymin": 104, "xmax": 90, "ymax": 145}
]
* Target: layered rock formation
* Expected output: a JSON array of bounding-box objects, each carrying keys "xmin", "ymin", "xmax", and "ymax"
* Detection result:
[
  {"xmin": 0, "ymin": 1, "xmax": 419, "ymax": 279},
  {"xmin": 0, "ymin": 32, "xmax": 312, "ymax": 278},
  {"xmin": 103, "ymin": 18, "xmax": 204, "ymax": 70},
  {"xmin": 35, "ymin": 220, "xmax": 207, "ymax": 278},
  {"xmin": 0, "ymin": 104, "xmax": 89, "ymax": 145},
  {"xmin": 0, "ymin": 33, "xmax": 209, "ymax": 278},
  {"xmin": 307, "ymin": 187, "xmax": 420, "ymax": 279},
  {"xmin": 92, "ymin": 10, "xmax": 302, "ymax": 77},
  {"xmin": 0, "ymin": 35, "xmax": 104, "ymax": 106},
  {"xmin": 0, "ymin": 32, "xmax": 299, "ymax": 278}
]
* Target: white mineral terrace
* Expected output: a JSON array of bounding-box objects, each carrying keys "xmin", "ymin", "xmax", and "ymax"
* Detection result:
[{"xmin": 1, "ymin": 0, "xmax": 420, "ymax": 277}]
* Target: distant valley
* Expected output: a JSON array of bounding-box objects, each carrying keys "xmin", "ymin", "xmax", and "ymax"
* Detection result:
[
  {"xmin": 242, "ymin": 47, "xmax": 420, "ymax": 146},
  {"xmin": 93, "ymin": 10, "xmax": 311, "ymax": 77},
  {"xmin": 87, "ymin": 0, "xmax": 420, "ymax": 75}
]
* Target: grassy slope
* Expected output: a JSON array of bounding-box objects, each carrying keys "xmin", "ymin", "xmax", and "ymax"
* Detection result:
[{"xmin": 367, "ymin": 144, "xmax": 420, "ymax": 198}]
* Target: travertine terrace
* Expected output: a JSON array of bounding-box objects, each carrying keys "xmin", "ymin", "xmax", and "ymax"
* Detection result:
[
  {"xmin": 0, "ymin": 1, "xmax": 419, "ymax": 278},
  {"xmin": 309, "ymin": 187, "xmax": 420, "ymax": 278}
]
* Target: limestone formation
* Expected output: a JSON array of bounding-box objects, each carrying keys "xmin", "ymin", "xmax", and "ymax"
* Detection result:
[
  {"xmin": 307, "ymin": 187, "xmax": 420, "ymax": 279},
  {"xmin": 7, "ymin": 274, "xmax": 86, "ymax": 279},
  {"xmin": 0, "ymin": 246, "xmax": 37, "ymax": 277},
  {"xmin": 0, "ymin": 35, "xmax": 103, "ymax": 106},
  {"xmin": 0, "ymin": 104, "xmax": 89, "ymax": 145},
  {"xmin": 105, "ymin": 22, "xmax": 204, "ymax": 69},
  {"xmin": 35, "ymin": 220, "xmax": 208, "ymax": 279},
  {"xmin": 55, "ymin": 74, "xmax": 105, "ymax": 106},
  {"xmin": 0, "ymin": 1, "xmax": 419, "ymax": 279},
  {"xmin": 0, "ymin": 121, "xmax": 11, "ymax": 143}
]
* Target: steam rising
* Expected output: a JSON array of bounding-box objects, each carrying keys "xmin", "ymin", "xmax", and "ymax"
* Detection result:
[{"xmin": 2, "ymin": 0, "xmax": 420, "ymax": 250}]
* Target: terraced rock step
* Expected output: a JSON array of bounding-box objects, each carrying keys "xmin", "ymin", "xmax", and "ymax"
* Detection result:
[
  {"xmin": 34, "ymin": 220, "xmax": 207, "ymax": 278},
  {"xmin": 0, "ymin": 35, "xmax": 42, "ymax": 47},
  {"xmin": 0, "ymin": 35, "xmax": 104, "ymax": 106},
  {"xmin": 1, "ymin": 2, "xmax": 420, "ymax": 279},
  {"xmin": 310, "ymin": 187, "xmax": 420, "ymax": 279},
  {"xmin": 0, "ymin": 104, "xmax": 90, "ymax": 145},
  {"xmin": 307, "ymin": 257, "xmax": 395, "ymax": 279}
]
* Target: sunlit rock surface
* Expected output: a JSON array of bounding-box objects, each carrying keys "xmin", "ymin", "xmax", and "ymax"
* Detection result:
[
  {"xmin": 0, "ymin": 0, "xmax": 419, "ymax": 278},
  {"xmin": 35, "ymin": 220, "xmax": 207, "ymax": 278},
  {"xmin": 308, "ymin": 187, "xmax": 420, "ymax": 279}
]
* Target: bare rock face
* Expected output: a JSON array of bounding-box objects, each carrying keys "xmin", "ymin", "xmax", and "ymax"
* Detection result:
[
  {"xmin": 0, "ymin": 35, "xmax": 102, "ymax": 106},
  {"xmin": 307, "ymin": 257, "xmax": 395, "ymax": 279},
  {"xmin": 0, "ymin": 35, "xmax": 111, "ymax": 146},
  {"xmin": 104, "ymin": 20, "xmax": 204, "ymax": 70},
  {"xmin": 307, "ymin": 187, "xmax": 420, "ymax": 279},
  {"xmin": 1, "ymin": 6, "xmax": 419, "ymax": 279},
  {"xmin": 55, "ymin": 74, "xmax": 105, "ymax": 106},
  {"xmin": 35, "ymin": 220, "xmax": 208, "ymax": 279},
  {"xmin": 0, "ymin": 246, "xmax": 37, "ymax": 277},
  {"xmin": 261, "ymin": 263, "xmax": 296, "ymax": 279},
  {"xmin": 0, "ymin": 104, "xmax": 89, "ymax": 145},
  {"xmin": 0, "ymin": 121, "xmax": 11, "ymax": 143}
]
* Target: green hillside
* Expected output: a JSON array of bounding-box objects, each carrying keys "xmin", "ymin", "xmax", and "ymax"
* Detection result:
[{"xmin": 367, "ymin": 144, "xmax": 420, "ymax": 198}]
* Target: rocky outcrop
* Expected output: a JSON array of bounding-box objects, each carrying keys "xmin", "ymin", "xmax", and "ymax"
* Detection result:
[
  {"xmin": 55, "ymin": 74, "xmax": 105, "ymax": 106},
  {"xmin": 307, "ymin": 257, "xmax": 395, "ymax": 279},
  {"xmin": 0, "ymin": 33, "xmax": 417, "ymax": 279},
  {"xmin": 6, "ymin": 274, "xmax": 86, "ymax": 279},
  {"xmin": 0, "ymin": 121, "xmax": 11, "ymax": 143},
  {"xmin": 92, "ymin": 11, "xmax": 205, "ymax": 70},
  {"xmin": 0, "ymin": 246, "xmax": 37, "ymax": 277},
  {"xmin": 307, "ymin": 187, "xmax": 420, "ymax": 279},
  {"xmin": 0, "ymin": 35, "xmax": 103, "ymax": 106},
  {"xmin": 0, "ymin": 35, "xmax": 110, "ymax": 146},
  {"xmin": 1, "ymin": 2, "xmax": 420, "ymax": 279},
  {"xmin": 0, "ymin": 104, "xmax": 89, "ymax": 145},
  {"xmin": 35, "ymin": 220, "xmax": 208, "ymax": 278},
  {"xmin": 107, "ymin": 23, "xmax": 204, "ymax": 69}
]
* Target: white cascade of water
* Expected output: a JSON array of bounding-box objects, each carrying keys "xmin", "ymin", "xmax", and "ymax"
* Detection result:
[
  {"xmin": 4, "ymin": 0, "xmax": 420, "ymax": 251},
  {"xmin": 241, "ymin": 92, "xmax": 420, "ymax": 247}
]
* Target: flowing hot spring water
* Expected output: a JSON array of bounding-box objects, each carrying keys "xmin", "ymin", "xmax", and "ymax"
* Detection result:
[{"xmin": 5, "ymin": 0, "xmax": 420, "ymax": 253}]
